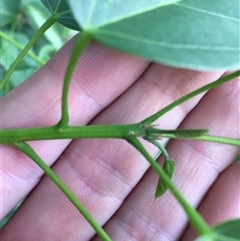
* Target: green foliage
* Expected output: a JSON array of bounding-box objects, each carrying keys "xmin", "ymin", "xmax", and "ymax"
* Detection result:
[
  {"xmin": 69, "ymin": 0, "xmax": 179, "ymax": 27},
  {"xmin": 0, "ymin": 0, "xmax": 74, "ymax": 95},
  {"xmin": 155, "ymin": 159, "xmax": 176, "ymax": 198},
  {"xmin": 145, "ymin": 139, "xmax": 176, "ymax": 198},
  {"xmin": 0, "ymin": 199, "xmax": 24, "ymax": 228},
  {"xmin": 212, "ymin": 219, "xmax": 240, "ymax": 240},
  {"xmin": 235, "ymin": 154, "xmax": 240, "ymax": 162},
  {"xmin": 0, "ymin": 31, "xmax": 38, "ymax": 87},
  {"xmin": 66, "ymin": 0, "xmax": 239, "ymax": 70},
  {"xmin": 41, "ymin": 0, "xmax": 80, "ymax": 30},
  {"xmin": 1, "ymin": 0, "xmax": 21, "ymax": 26},
  {"xmin": 144, "ymin": 127, "xmax": 208, "ymax": 140},
  {"xmin": 195, "ymin": 219, "xmax": 240, "ymax": 241}
]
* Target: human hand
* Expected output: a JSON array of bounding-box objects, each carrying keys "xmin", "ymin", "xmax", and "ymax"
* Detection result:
[{"xmin": 1, "ymin": 35, "xmax": 239, "ymax": 241}]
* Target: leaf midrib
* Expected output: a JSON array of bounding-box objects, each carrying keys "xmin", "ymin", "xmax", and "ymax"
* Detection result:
[
  {"xmin": 175, "ymin": 2, "xmax": 240, "ymax": 22},
  {"xmin": 93, "ymin": 29, "xmax": 239, "ymax": 51}
]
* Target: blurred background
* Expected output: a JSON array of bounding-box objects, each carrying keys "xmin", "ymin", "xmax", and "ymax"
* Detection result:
[
  {"xmin": 0, "ymin": 0, "xmax": 77, "ymax": 227},
  {"xmin": 0, "ymin": 0, "xmax": 77, "ymax": 97}
]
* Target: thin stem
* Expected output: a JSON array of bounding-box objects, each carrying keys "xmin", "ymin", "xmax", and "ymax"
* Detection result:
[
  {"xmin": 15, "ymin": 142, "xmax": 112, "ymax": 241},
  {"xmin": 0, "ymin": 31, "xmax": 45, "ymax": 65},
  {"xmin": 127, "ymin": 136, "xmax": 212, "ymax": 236},
  {"xmin": 149, "ymin": 140, "xmax": 169, "ymax": 160},
  {"xmin": 0, "ymin": 15, "xmax": 55, "ymax": 90},
  {"xmin": 57, "ymin": 31, "xmax": 92, "ymax": 129},
  {"xmin": 0, "ymin": 124, "xmax": 140, "ymax": 144},
  {"xmin": 142, "ymin": 70, "xmax": 240, "ymax": 125},
  {"xmin": 160, "ymin": 134, "xmax": 240, "ymax": 146},
  {"xmin": 1, "ymin": 77, "xmax": 10, "ymax": 95}
]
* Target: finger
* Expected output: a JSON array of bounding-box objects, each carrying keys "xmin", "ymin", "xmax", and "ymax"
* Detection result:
[
  {"xmin": 181, "ymin": 161, "xmax": 240, "ymax": 241},
  {"xmin": 2, "ymin": 63, "xmax": 223, "ymax": 240},
  {"xmin": 90, "ymin": 75, "xmax": 239, "ymax": 240},
  {"xmin": 1, "ymin": 35, "xmax": 149, "ymax": 218}
]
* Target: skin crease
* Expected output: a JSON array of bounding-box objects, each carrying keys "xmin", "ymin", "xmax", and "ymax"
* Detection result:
[{"xmin": 0, "ymin": 34, "xmax": 239, "ymax": 240}]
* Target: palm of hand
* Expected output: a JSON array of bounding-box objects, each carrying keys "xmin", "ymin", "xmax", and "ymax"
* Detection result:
[{"xmin": 1, "ymin": 37, "xmax": 239, "ymax": 241}]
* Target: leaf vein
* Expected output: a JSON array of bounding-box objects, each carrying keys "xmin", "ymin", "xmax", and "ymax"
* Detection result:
[
  {"xmin": 175, "ymin": 2, "xmax": 240, "ymax": 22},
  {"xmin": 86, "ymin": 0, "xmax": 98, "ymax": 26},
  {"xmin": 95, "ymin": 29, "xmax": 239, "ymax": 51}
]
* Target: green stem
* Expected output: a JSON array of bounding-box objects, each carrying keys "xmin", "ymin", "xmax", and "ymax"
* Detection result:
[
  {"xmin": 0, "ymin": 124, "xmax": 140, "ymax": 144},
  {"xmin": 160, "ymin": 134, "xmax": 240, "ymax": 146},
  {"xmin": 127, "ymin": 136, "xmax": 212, "ymax": 236},
  {"xmin": 0, "ymin": 15, "xmax": 55, "ymax": 90},
  {"xmin": 142, "ymin": 70, "xmax": 240, "ymax": 125},
  {"xmin": 57, "ymin": 31, "xmax": 92, "ymax": 129},
  {"xmin": 0, "ymin": 31, "xmax": 45, "ymax": 65},
  {"xmin": 150, "ymin": 140, "xmax": 169, "ymax": 160},
  {"xmin": 14, "ymin": 142, "xmax": 112, "ymax": 241},
  {"xmin": 1, "ymin": 124, "xmax": 239, "ymax": 147}
]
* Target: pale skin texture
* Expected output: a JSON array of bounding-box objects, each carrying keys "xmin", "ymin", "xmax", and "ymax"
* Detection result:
[{"xmin": 0, "ymin": 35, "xmax": 239, "ymax": 241}]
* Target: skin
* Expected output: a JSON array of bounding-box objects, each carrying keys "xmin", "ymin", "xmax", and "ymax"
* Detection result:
[{"xmin": 0, "ymin": 35, "xmax": 239, "ymax": 241}]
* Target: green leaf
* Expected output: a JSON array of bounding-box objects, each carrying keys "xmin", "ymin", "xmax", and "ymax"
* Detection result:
[
  {"xmin": 0, "ymin": 32, "xmax": 35, "ymax": 69},
  {"xmin": 38, "ymin": 44, "xmax": 57, "ymax": 62},
  {"xmin": 0, "ymin": 35, "xmax": 19, "ymax": 69},
  {"xmin": 24, "ymin": 2, "xmax": 63, "ymax": 49},
  {"xmin": 10, "ymin": 67, "xmax": 37, "ymax": 88},
  {"xmin": 194, "ymin": 219, "xmax": 240, "ymax": 241},
  {"xmin": 0, "ymin": 199, "xmax": 24, "ymax": 228},
  {"xmin": 165, "ymin": 129, "xmax": 208, "ymax": 138},
  {"xmin": 234, "ymin": 154, "xmax": 240, "ymax": 162},
  {"xmin": 69, "ymin": 0, "xmax": 240, "ymax": 70},
  {"xmin": 69, "ymin": 0, "xmax": 179, "ymax": 28},
  {"xmin": 145, "ymin": 127, "xmax": 208, "ymax": 139},
  {"xmin": 147, "ymin": 140, "xmax": 176, "ymax": 198},
  {"xmin": 13, "ymin": 33, "xmax": 36, "ymax": 67},
  {"xmin": 155, "ymin": 159, "xmax": 176, "ymax": 198},
  {"xmin": 0, "ymin": 65, "xmax": 7, "ymax": 97},
  {"xmin": 21, "ymin": 0, "xmax": 37, "ymax": 7},
  {"xmin": 41, "ymin": 0, "xmax": 81, "ymax": 31},
  {"xmin": 0, "ymin": 0, "xmax": 21, "ymax": 26},
  {"xmin": 213, "ymin": 219, "xmax": 240, "ymax": 240}
]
